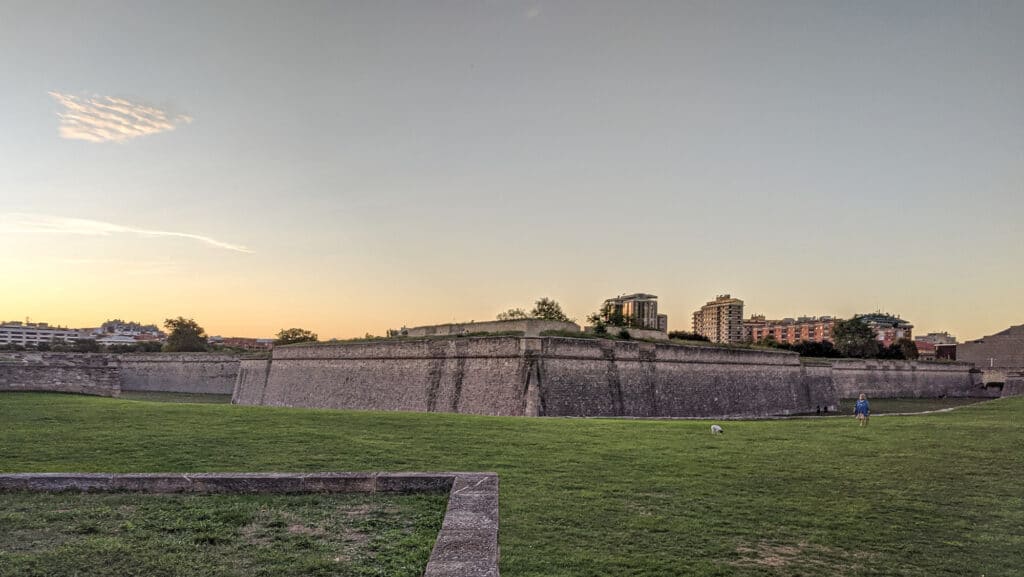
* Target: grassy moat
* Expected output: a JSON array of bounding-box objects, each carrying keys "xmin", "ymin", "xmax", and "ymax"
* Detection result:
[
  {"xmin": 0, "ymin": 492, "xmax": 445, "ymax": 577},
  {"xmin": 2, "ymin": 393, "xmax": 1021, "ymax": 576}
]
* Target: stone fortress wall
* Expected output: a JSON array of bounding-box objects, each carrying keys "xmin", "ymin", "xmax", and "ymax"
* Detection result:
[
  {"xmin": 0, "ymin": 352, "xmax": 121, "ymax": 397},
  {"xmin": 232, "ymin": 336, "xmax": 981, "ymax": 417},
  {"xmin": 401, "ymin": 319, "xmax": 581, "ymax": 338},
  {"xmin": 1, "ymin": 340, "xmax": 989, "ymax": 416},
  {"xmin": 118, "ymin": 353, "xmax": 239, "ymax": 394},
  {"xmin": 830, "ymin": 359, "xmax": 986, "ymax": 399},
  {"xmin": 957, "ymin": 325, "xmax": 1024, "ymax": 384},
  {"xmin": 583, "ymin": 325, "xmax": 670, "ymax": 341},
  {"xmin": 1002, "ymin": 372, "xmax": 1024, "ymax": 397}
]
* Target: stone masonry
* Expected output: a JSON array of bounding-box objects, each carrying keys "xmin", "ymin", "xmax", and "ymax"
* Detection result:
[
  {"xmin": 0, "ymin": 352, "xmax": 121, "ymax": 397},
  {"xmin": 234, "ymin": 337, "xmax": 841, "ymax": 418},
  {"xmin": 118, "ymin": 353, "xmax": 240, "ymax": 394}
]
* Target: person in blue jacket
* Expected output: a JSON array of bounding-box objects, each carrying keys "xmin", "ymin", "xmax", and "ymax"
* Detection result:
[{"xmin": 854, "ymin": 393, "xmax": 870, "ymax": 427}]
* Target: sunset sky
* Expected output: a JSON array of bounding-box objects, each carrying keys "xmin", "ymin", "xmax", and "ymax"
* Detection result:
[{"xmin": 1, "ymin": 1, "xmax": 1022, "ymax": 341}]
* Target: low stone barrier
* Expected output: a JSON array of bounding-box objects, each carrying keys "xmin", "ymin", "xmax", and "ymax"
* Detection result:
[
  {"xmin": 0, "ymin": 352, "xmax": 120, "ymax": 397},
  {"xmin": 0, "ymin": 471, "xmax": 500, "ymax": 577}
]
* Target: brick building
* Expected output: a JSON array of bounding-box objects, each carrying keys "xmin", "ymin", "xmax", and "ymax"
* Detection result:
[{"xmin": 744, "ymin": 315, "xmax": 836, "ymax": 344}]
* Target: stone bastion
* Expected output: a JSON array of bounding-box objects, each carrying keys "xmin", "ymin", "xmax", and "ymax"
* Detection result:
[
  {"xmin": 1, "ymin": 340, "xmax": 986, "ymax": 418},
  {"xmin": 232, "ymin": 336, "xmax": 841, "ymax": 418}
]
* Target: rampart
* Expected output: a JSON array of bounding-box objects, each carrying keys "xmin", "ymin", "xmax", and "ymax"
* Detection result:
[
  {"xmin": 584, "ymin": 326, "xmax": 669, "ymax": 341},
  {"xmin": 233, "ymin": 337, "xmax": 841, "ymax": 418},
  {"xmin": 0, "ymin": 352, "xmax": 121, "ymax": 397},
  {"xmin": 957, "ymin": 325, "xmax": 1024, "ymax": 384},
  {"xmin": 118, "ymin": 353, "xmax": 239, "ymax": 394},
  {"xmin": 402, "ymin": 319, "xmax": 580, "ymax": 338},
  {"xmin": 1003, "ymin": 372, "xmax": 1024, "ymax": 397},
  {"xmin": 830, "ymin": 359, "xmax": 983, "ymax": 399},
  {"xmin": 0, "ymin": 343, "xmax": 995, "ymax": 416}
]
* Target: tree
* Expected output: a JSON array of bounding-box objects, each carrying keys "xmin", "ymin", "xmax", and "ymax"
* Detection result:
[
  {"xmin": 832, "ymin": 317, "xmax": 879, "ymax": 358},
  {"xmin": 496, "ymin": 308, "xmax": 529, "ymax": 321},
  {"xmin": 789, "ymin": 340, "xmax": 841, "ymax": 358},
  {"xmin": 586, "ymin": 303, "xmax": 625, "ymax": 328},
  {"xmin": 530, "ymin": 297, "xmax": 572, "ymax": 322},
  {"xmin": 275, "ymin": 328, "xmax": 318, "ymax": 346},
  {"xmin": 163, "ymin": 317, "xmax": 209, "ymax": 352},
  {"xmin": 136, "ymin": 340, "xmax": 163, "ymax": 353},
  {"xmin": 897, "ymin": 338, "xmax": 919, "ymax": 360},
  {"xmin": 73, "ymin": 339, "xmax": 101, "ymax": 353},
  {"xmin": 669, "ymin": 331, "xmax": 711, "ymax": 343}
]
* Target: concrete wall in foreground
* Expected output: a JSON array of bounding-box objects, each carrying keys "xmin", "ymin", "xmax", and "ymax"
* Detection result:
[
  {"xmin": 118, "ymin": 353, "xmax": 239, "ymax": 394},
  {"xmin": 237, "ymin": 337, "xmax": 841, "ymax": 418},
  {"xmin": 0, "ymin": 352, "xmax": 121, "ymax": 397},
  {"xmin": 830, "ymin": 359, "xmax": 983, "ymax": 399}
]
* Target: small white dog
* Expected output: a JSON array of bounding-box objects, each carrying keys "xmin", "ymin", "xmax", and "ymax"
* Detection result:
[{"xmin": 710, "ymin": 424, "xmax": 724, "ymax": 435}]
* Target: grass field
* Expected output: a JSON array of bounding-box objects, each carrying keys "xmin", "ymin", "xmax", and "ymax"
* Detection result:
[
  {"xmin": 118, "ymin": 392, "xmax": 232, "ymax": 404},
  {"xmin": 1, "ymin": 393, "xmax": 1022, "ymax": 576},
  {"xmin": 0, "ymin": 492, "xmax": 445, "ymax": 577},
  {"xmin": 838, "ymin": 397, "xmax": 993, "ymax": 415}
]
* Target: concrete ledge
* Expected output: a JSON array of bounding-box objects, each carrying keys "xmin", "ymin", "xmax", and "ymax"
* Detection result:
[{"xmin": 0, "ymin": 471, "xmax": 500, "ymax": 577}]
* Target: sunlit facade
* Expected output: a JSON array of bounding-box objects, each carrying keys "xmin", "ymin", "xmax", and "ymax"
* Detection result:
[
  {"xmin": 600, "ymin": 293, "xmax": 668, "ymax": 332},
  {"xmin": 692, "ymin": 295, "xmax": 744, "ymax": 343}
]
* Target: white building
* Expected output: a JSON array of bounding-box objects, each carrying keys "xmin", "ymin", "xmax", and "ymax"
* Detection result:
[{"xmin": 0, "ymin": 321, "xmax": 92, "ymax": 347}]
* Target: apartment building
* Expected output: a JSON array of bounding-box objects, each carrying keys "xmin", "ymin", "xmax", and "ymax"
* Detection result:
[
  {"xmin": 915, "ymin": 332, "xmax": 957, "ymax": 345},
  {"xmin": 692, "ymin": 295, "xmax": 744, "ymax": 343},
  {"xmin": 600, "ymin": 293, "xmax": 668, "ymax": 332},
  {"xmin": 744, "ymin": 315, "xmax": 836, "ymax": 344},
  {"xmin": 857, "ymin": 313, "xmax": 913, "ymax": 347},
  {"xmin": 0, "ymin": 321, "xmax": 91, "ymax": 346}
]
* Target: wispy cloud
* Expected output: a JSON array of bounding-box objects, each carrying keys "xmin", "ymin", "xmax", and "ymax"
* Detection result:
[
  {"xmin": 526, "ymin": 5, "xmax": 542, "ymax": 19},
  {"xmin": 49, "ymin": 91, "xmax": 192, "ymax": 143},
  {"xmin": 0, "ymin": 213, "xmax": 252, "ymax": 253}
]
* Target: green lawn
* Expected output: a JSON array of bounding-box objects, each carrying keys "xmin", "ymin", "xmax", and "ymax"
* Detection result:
[
  {"xmin": 1, "ymin": 393, "xmax": 1022, "ymax": 577},
  {"xmin": 838, "ymin": 397, "xmax": 993, "ymax": 415},
  {"xmin": 0, "ymin": 492, "xmax": 445, "ymax": 577},
  {"xmin": 118, "ymin": 392, "xmax": 233, "ymax": 404}
]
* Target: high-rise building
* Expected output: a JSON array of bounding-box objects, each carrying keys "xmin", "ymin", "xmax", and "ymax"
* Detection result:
[
  {"xmin": 600, "ymin": 293, "xmax": 667, "ymax": 331},
  {"xmin": 692, "ymin": 295, "xmax": 744, "ymax": 343}
]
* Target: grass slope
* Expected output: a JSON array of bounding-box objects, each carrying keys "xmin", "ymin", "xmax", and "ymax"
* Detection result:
[
  {"xmin": 837, "ymin": 397, "xmax": 990, "ymax": 414},
  {"xmin": 1, "ymin": 393, "xmax": 1022, "ymax": 577}
]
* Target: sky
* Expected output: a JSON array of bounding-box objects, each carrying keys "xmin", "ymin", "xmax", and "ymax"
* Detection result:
[{"xmin": 1, "ymin": 0, "xmax": 1022, "ymax": 341}]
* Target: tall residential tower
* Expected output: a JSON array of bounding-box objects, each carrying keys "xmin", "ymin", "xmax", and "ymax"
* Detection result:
[{"xmin": 692, "ymin": 295, "xmax": 744, "ymax": 343}]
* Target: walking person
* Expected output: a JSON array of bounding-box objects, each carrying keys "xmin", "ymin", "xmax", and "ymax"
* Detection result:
[{"xmin": 854, "ymin": 393, "xmax": 870, "ymax": 427}]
